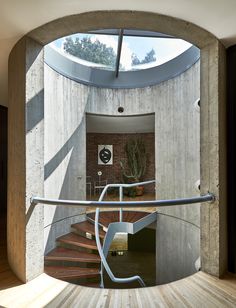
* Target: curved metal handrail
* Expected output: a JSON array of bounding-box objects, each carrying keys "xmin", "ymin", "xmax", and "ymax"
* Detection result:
[
  {"xmin": 93, "ymin": 180, "xmax": 215, "ymax": 288},
  {"xmin": 32, "ymin": 189, "xmax": 215, "ymax": 288},
  {"xmin": 95, "ymin": 180, "xmax": 156, "ymax": 288},
  {"xmin": 95, "ymin": 208, "xmax": 146, "ymax": 287},
  {"xmin": 98, "ymin": 180, "xmax": 156, "ymax": 201},
  {"xmin": 31, "ymin": 193, "xmax": 215, "ymax": 207}
]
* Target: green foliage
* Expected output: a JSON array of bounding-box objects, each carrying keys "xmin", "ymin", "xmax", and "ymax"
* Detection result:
[
  {"xmin": 131, "ymin": 53, "xmax": 141, "ymax": 66},
  {"xmin": 63, "ymin": 36, "xmax": 116, "ymax": 67},
  {"xmin": 120, "ymin": 138, "xmax": 147, "ymax": 183},
  {"xmin": 131, "ymin": 48, "xmax": 156, "ymax": 66},
  {"xmin": 142, "ymin": 49, "xmax": 156, "ymax": 64}
]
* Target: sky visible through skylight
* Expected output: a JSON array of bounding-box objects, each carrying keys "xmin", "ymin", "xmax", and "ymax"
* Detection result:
[{"xmin": 52, "ymin": 32, "xmax": 192, "ymax": 71}]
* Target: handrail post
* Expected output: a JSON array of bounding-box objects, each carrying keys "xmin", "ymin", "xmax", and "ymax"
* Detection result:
[{"xmin": 119, "ymin": 186, "xmax": 123, "ymax": 222}]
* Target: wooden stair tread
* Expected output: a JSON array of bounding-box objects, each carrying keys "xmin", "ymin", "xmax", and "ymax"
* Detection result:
[
  {"xmin": 45, "ymin": 266, "xmax": 100, "ymax": 279},
  {"xmin": 72, "ymin": 221, "xmax": 106, "ymax": 239},
  {"xmin": 127, "ymin": 212, "xmax": 148, "ymax": 222},
  {"xmin": 57, "ymin": 233, "xmax": 98, "ymax": 250},
  {"xmin": 87, "ymin": 211, "xmax": 150, "ymax": 226},
  {"xmin": 123, "ymin": 211, "xmax": 137, "ymax": 222},
  {"xmin": 45, "ymin": 247, "xmax": 100, "ymax": 263}
]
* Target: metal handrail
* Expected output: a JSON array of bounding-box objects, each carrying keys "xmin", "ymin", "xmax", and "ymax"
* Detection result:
[
  {"xmin": 94, "ymin": 181, "xmax": 214, "ymax": 288},
  {"xmin": 32, "ymin": 189, "xmax": 215, "ymax": 288},
  {"xmin": 95, "ymin": 208, "xmax": 145, "ymax": 287},
  {"xmin": 98, "ymin": 180, "xmax": 156, "ymax": 200},
  {"xmin": 31, "ymin": 193, "xmax": 215, "ymax": 207},
  {"xmin": 98, "ymin": 180, "xmax": 156, "ymax": 222},
  {"xmin": 96, "ymin": 180, "xmax": 156, "ymax": 288}
]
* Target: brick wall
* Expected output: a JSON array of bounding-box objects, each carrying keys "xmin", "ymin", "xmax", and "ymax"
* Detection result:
[{"xmin": 86, "ymin": 133, "xmax": 155, "ymax": 193}]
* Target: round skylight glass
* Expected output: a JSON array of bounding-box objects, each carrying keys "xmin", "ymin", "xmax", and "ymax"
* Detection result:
[
  {"xmin": 50, "ymin": 29, "xmax": 192, "ymax": 72},
  {"xmin": 120, "ymin": 36, "xmax": 192, "ymax": 71}
]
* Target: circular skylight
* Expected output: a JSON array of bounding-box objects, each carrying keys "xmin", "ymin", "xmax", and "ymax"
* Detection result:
[
  {"xmin": 50, "ymin": 29, "xmax": 192, "ymax": 73},
  {"xmin": 45, "ymin": 29, "xmax": 199, "ymax": 89}
]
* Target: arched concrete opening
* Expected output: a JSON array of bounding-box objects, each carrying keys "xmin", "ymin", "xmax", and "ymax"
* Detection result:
[{"xmin": 8, "ymin": 10, "xmax": 226, "ymax": 283}]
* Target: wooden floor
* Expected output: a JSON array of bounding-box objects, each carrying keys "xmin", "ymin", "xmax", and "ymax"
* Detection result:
[
  {"xmin": 0, "ymin": 271, "xmax": 236, "ymax": 307},
  {"xmin": 1, "ymin": 215, "xmax": 236, "ymax": 307}
]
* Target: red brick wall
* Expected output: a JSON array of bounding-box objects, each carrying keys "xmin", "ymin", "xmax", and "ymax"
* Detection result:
[{"xmin": 86, "ymin": 133, "xmax": 155, "ymax": 193}]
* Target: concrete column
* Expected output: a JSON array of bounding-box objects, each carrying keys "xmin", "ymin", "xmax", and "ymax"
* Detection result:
[
  {"xmin": 8, "ymin": 37, "xmax": 44, "ymax": 282},
  {"xmin": 155, "ymin": 62, "xmax": 200, "ymax": 284},
  {"xmin": 200, "ymin": 40, "xmax": 227, "ymax": 277}
]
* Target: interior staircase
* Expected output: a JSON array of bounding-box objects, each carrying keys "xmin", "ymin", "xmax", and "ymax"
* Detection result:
[{"xmin": 44, "ymin": 210, "xmax": 151, "ymax": 287}]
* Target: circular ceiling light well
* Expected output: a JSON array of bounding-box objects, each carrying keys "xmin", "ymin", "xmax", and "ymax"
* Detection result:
[{"xmin": 45, "ymin": 29, "xmax": 200, "ymax": 89}]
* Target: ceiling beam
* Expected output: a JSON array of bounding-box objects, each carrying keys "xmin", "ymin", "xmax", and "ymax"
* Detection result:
[{"xmin": 115, "ymin": 29, "xmax": 124, "ymax": 78}]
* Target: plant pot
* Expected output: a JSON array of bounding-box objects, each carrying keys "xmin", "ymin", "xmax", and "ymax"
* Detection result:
[
  {"xmin": 136, "ymin": 186, "xmax": 144, "ymax": 196},
  {"xmin": 124, "ymin": 186, "xmax": 136, "ymax": 197}
]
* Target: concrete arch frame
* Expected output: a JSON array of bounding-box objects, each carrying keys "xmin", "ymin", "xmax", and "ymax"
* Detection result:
[{"xmin": 8, "ymin": 10, "xmax": 226, "ymax": 282}]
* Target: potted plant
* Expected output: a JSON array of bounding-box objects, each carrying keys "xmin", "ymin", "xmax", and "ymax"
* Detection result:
[{"xmin": 120, "ymin": 138, "xmax": 147, "ymax": 196}]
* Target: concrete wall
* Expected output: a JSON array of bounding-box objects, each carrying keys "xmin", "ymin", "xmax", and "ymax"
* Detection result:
[
  {"xmin": 88, "ymin": 62, "xmax": 200, "ymax": 283},
  {"xmin": 44, "ymin": 65, "xmax": 87, "ymax": 253},
  {"xmin": 7, "ymin": 10, "xmax": 226, "ymax": 283},
  {"xmin": 200, "ymin": 41, "xmax": 227, "ymax": 277},
  {"xmin": 154, "ymin": 61, "xmax": 200, "ymax": 284},
  {"xmin": 8, "ymin": 37, "xmax": 44, "ymax": 282},
  {"xmin": 156, "ymin": 214, "xmax": 200, "ymax": 284},
  {"xmin": 45, "ymin": 60, "xmax": 200, "ymax": 284}
]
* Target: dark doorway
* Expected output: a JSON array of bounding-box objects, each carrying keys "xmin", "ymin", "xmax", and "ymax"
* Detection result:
[
  {"xmin": 0, "ymin": 106, "xmax": 7, "ymax": 228},
  {"xmin": 227, "ymin": 46, "xmax": 236, "ymax": 273}
]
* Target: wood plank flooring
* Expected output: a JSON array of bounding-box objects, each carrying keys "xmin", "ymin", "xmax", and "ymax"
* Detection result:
[
  {"xmin": 0, "ymin": 271, "xmax": 236, "ymax": 307},
  {"xmin": 0, "ymin": 215, "xmax": 21, "ymax": 290}
]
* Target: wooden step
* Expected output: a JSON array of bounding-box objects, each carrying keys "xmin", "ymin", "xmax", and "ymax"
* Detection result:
[
  {"xmin": 45, "ymin": 266, "xmax": 100, "ymax": 280},
  {"xmin": 87, "ymin": 211, "xmax": 150, "ymax": 227},
  {"xmin": 127, "ymin": 211, "xmax": 149, "ymax": 223},
  {"xmin": 45, "ymin": 247, "xmax": 100, "ymax": 263},
  {"xmin": 72, "ymin": 221, "xmax": 106, "ymax": 239},
  {"xmin": 57, "ymin": 233, "xmax": 98, "ymax": 250},
  {"xmin": 123, "ymin": 211, "xmax": 136, "ymax": 222},
  {"xmin": 87, "ymin": 212, "xmax": 118, "ymax": 228}
]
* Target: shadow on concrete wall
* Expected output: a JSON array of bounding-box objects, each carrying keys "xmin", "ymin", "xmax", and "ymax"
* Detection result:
[
  {"xmin": 44, "ymin": 119, "xmax": 86, "ymax": 253},
  {"xmin": 26, "ymin": 89, "xmax": 44, "ymax": 132},
  {"xmin": 44, "ymin": 125, "xmax": 81, "ymax": 181}
]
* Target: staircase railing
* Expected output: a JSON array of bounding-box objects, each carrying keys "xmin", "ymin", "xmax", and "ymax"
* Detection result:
[
  {"xmin": 95, "ymin": 207, "xmax": 146, "ymax": 287},
  {"xmin": 96, "ymin": 180, "xmax": 155, "ymax": 288},
  {"xmin": 94, "ymin": 181, "xmax": 215, "ymax": 288},
  {"xmin": 31, "ymin": 192, "xmax": 215, "ymax": 288},
  {"xmin": 98, "ymin": 180, "xmax": 155, "ymax": 222},
  {"xmin": 32, "ymin": 193, "xmax": 214, "ymax": 208}
]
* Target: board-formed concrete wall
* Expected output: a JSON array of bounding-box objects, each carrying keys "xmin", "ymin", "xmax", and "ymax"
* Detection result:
[
  {"xmin": 44, "ymin": 60, "xmax": 200, "ymax": 283},
  {"xmin": 7, "ymin": 9, "xmax": 227, "ymax": 284},
  {"xmin": 44, "ymin": 65, "xmax": 87, "ymax": 253},
  {"xmin": 153, "ymin": 61, "xmax": 201, "ymax": 284}
]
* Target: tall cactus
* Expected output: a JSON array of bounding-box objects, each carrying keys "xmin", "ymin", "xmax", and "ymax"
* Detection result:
[{"xmin": 120, "ymin": 138, "xmax": 147, "ymax": 183}]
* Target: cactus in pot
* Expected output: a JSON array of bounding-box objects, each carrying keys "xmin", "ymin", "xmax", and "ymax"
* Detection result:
[{"xmin": 120, "ymin": 138, "xmax": 147, "ymax": 196}]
